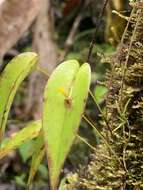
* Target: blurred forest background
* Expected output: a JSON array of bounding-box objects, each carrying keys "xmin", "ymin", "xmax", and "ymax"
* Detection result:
[{"xmin": 0, "ymin": 0, "xmax": 130, "ymax": 189}]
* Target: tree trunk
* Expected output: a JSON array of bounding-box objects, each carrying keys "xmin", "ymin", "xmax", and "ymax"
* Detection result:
[
  {"xmin": 105, "ymin": 0, "xmax": 126, "ymax": 45},
  {"xmin": 0, "ymin": 0, "xmax": 41, "ymax": 58},
  {"xmin": 25, "ymin": 0, "xmax": 58, "ymax": 119}
]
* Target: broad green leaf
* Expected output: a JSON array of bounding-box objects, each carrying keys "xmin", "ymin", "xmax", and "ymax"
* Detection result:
[
  {"xmin": 43, "ymin": 60, "xmax": 91, "ymax": 190},
  {"xmin": 0, "ymin": 52, "xmax": 38, "ymax": 143},
  {"xmin": 28, "ymin": 134, "xmax": 45, "ymax": 188},
  {"xmin": 0, "ymin": 120, "xmax": 41, "ymax": 159}
]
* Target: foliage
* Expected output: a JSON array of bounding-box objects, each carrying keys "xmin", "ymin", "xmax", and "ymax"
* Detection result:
[
  {"xmin": 0, "ymin": 120, "xmax": 41, "ymax": 159},
  {"xmin": 0, "ymin": 55, "xmax": 91, "ymax": 190},
  {"xmin": 0, "ymin": 1, "xmax": 143, "ymax": 190},
  {"xmin": 0, "ymin": 53, "xmax": 38, "ymax": 143},
  {"xmin": 43, "ymin": 60, "xmax": 91, "ymax": 190}
]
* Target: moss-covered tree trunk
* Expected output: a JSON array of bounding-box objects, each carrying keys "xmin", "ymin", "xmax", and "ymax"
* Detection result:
[{"xmin": 65, "ymin": 2, "xmax": 143, "ymax": 190}]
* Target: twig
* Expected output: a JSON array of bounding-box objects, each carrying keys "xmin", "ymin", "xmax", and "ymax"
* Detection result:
[
  {"xmin": 64, "ymin": 14, "xmax": 83, "ymax": 54},
  {"xmin": 87, "ymin": 0, "xmax": 109, "ymax": 64},
  {"xmin": 61, "ymin": 0, "xmax": 88, "ymax": 60}
]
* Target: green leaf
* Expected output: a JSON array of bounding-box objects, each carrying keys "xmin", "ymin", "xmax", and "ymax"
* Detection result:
[
  {"xmin": 14, "ymin": 174, "xmax": 26, "ymax": 187},
  {"xmin": 94, "ymin": 85, "xmax": 108, "ymax": 104},
  {"xmin": 28, "ymin": 134, "xmax": 45, "ymax": 188},
  {"xmin": 0, "ymin": 52, "xmax": 38, "ymax": 143},
  {"xmin": 43, "ymin": 60, "xmax": 91, "ymax": 190},
  {"xmin": 0, "ymin": 120, "xmax": 41, "ymax": 159},
  {"xmin": 19, "ymin": 140, "xmax": 35, "ymax": 163}
]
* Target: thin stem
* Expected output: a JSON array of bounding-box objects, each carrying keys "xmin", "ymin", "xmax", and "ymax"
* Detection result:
[
  {"xmin": 83, "ymin": 115, "xmax": 122, "ymax": 165},
  {"xmin": 87, "ymin": 0, "xmax": 109, "ymax": 64},
  {"xmin": 89, "ymin": 90, "xmax": 113, "ymax": 136},
  {"xmin": 77, "ymin": 134, "xmax": 96, "ymax": 151},
  {"xmin": 37, "ymin": 66, "xmax": 49, "ymax": 77},
  {"xmin": 112, "ymin": 10, "xmax": 131, "ymax": 22},
  {"xmin": 120, "ymin": 9, "xmax": 140, "ymax": 108},
  {"xmin": 120, "ymin": 7, "xmax": 136, "ymax": 45}
]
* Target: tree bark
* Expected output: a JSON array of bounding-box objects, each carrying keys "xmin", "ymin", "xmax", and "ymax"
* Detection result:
[
  {"xmin": 25, "ymin": 0, "xmax": 58, "ymax": 119},
  {"xmin": 0, "ymin": 0, "xmax": 41, "ymax": 58},
  {"xmin": 33, "ymin": 0, "xmax": 58, "ymax": 73}
]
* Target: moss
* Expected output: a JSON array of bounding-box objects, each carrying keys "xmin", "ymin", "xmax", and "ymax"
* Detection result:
[{"xmin": 64, "ymin": 5, "xmax": 143, "ymax": 190}]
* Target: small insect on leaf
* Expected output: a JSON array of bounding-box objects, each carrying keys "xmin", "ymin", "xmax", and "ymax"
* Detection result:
[
  {"xmin": 58, "ymin": 87, "xmax": 73, "ymax": 109},
  {"xmin": 64, "ymin": 97, "xmax": 72, "ymax": 109}
]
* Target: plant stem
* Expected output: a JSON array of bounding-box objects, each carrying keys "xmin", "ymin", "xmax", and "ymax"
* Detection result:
[
  {"xmin": 89, "ymin": 90, "xmax": 113, "ymax": 136},
  {"xmin": 87, "ymin": 0, "xmax": 109, "ymax": 64},
  {"xmin": 37, "ymin": 66, "xmax": 49, "ymax": 77},
  {"xmin": 83, "ymin": 114, "xmax": 122, "ymax": 165},
  {"xmin": 77, "ymin": 134, "xmax": 96, "ymax": 151}
]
